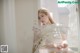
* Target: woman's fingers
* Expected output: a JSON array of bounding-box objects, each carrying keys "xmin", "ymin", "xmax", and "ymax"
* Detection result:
[
  {"xmin": 56, "ymin": 45, "xmax": 62, "ymax": 50},
  {"xmin": 62, "ymin": 43, "xmax": 68, "ymax": 48}
]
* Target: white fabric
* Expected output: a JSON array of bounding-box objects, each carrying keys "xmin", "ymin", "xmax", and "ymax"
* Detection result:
[{"xmin": 33, "ymin": 24, "xmax": 75, "ymax": 53}]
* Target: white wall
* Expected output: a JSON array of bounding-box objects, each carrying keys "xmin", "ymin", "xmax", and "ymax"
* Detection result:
[
  {"xmin": 0, "ymin": 0, "xmax": 6, "ymax": 45},
  {"xmin": 58, "ymin": 7, "xmax": 69, "ymax": 27},
  {"xmin": 3, "ymin": 0, "xmax": 17, "ymax": 53},
  {"xmin": 0, "ymin": 0, "xmax": 17, "ymax": 53},
  {"xmin": 0, "ymin": 0, "xmax": 38, "ymax": 53},
  {"xmin": 15, "ymin": 0, "xmax": 38, "ymax": 53}
]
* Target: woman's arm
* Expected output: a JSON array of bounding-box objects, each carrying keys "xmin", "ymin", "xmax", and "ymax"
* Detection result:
[{"xmin": 42, "ymin": 43, "xmax": 57, "ymax": 48}]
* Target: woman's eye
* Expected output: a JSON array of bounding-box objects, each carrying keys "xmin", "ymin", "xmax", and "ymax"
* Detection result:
[{"xmin": 41, "ymin": 15, "xmax": 44, "ymax": 17}]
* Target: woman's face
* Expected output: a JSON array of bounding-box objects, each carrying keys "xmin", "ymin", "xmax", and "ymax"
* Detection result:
[{"xmin": 38, "ymin": 13, "xmax": 49, "ymax": 25}]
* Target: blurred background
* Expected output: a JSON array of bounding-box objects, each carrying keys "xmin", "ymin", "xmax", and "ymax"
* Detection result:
[{"xmin": 0, "ymin": 0, "xmax": 79, "ymax": 53}]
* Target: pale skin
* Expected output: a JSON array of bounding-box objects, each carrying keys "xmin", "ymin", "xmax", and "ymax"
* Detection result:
[
  {"xmin": 38, "ymin": 13, "xmax": 51, "ymax": 25},
  {"xmin": 38, "ymin": 12, "xmax": 68, "ymax": 51}
]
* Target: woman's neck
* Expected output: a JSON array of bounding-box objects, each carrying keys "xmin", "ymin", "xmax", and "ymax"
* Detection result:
[{"xmin": 42, "ymin": 21, "xmax": 51, "ymax": 26}]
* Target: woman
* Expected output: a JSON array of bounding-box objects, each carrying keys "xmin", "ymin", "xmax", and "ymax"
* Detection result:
[{"xmin": 33, "ymin": 8, "xmax": 73, "ymax": 53}]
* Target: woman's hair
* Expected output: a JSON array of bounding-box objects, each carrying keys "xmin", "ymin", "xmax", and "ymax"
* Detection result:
[{"xmin": 38, "ymin": 8, "xmax": 54, "ymax": 24}]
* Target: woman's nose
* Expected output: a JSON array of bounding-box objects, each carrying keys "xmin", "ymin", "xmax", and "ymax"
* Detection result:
[
  {"xmin": 40, "ymin": 18, "xmax": 44, "ymax": 21},
  {"xmin": 41, "ymin": 20, "xmax": 44, "ymax": 23}
]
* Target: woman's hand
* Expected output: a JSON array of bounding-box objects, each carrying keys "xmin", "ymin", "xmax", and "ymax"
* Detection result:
[
  {"xmin": 56, "ymin": 45, "xmax": 62, "ymax": 50},
  {"xmin": 61, "ymin": 43, "xmax": 68, "ymax": 48},
  {"xmin": 61, "ymin": 40, "xmax": 68, "ymax": 48}
]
